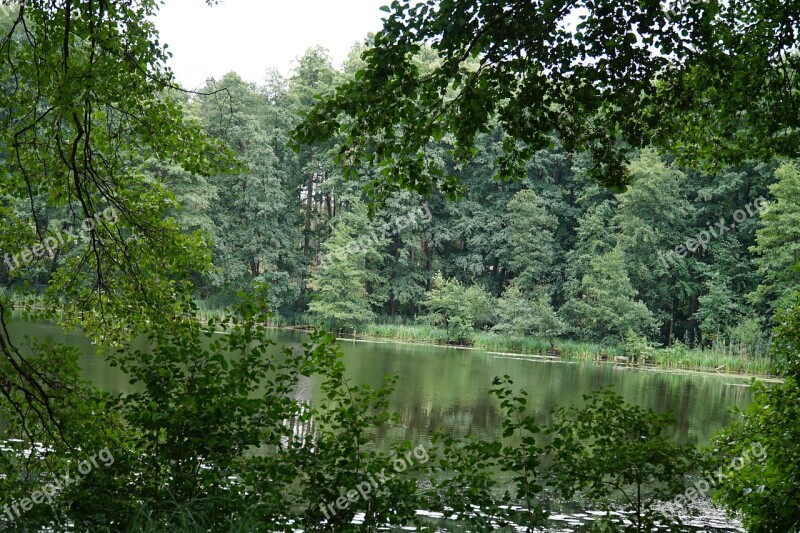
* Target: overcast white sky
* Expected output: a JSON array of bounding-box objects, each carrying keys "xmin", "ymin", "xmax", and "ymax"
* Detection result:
[{"xmin": 155, "ymin": 0, "xmax": 388, "ymax": 90}]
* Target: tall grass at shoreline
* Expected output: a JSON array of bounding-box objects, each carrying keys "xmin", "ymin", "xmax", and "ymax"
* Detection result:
[
  {"xmin": 349, "ymin": 324, "xmax": 777, "ymax": 376},
  {"xmin": 191, "ymin": 309, "xmax": 776, "ymax": 376},
  {"xmin": 648, "ymin": 345, "xmax": 774, "ymax": 375}
]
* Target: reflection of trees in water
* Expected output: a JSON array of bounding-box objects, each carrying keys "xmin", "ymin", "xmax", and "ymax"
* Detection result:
[
  {"xmin": 369, "ymin": 360, "xmax": 754, "ymax": 448},
  {"xmin": 282, "ymin": 403, "xmax": 316, "ymax": 445},
  {"xmin": 256, "ymin": 367, "xmax": 752, "ymax": 458},
  {"xmin": 396, "ymin": 400, "xmax": 502, "ymax": 437}
]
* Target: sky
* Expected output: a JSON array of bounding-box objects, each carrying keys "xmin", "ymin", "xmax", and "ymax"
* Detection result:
[{"xmin": 155, "ymin": 0, "xmax": 389, "ymax": 90}]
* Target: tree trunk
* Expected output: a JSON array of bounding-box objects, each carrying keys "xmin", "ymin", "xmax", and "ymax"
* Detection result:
[
  {"xmin": 667, "ymin": 297, "xmax": 675, "ymax": 347},
  {"xmin": 422, "ymin": 237, "xmax": 433, "ymax": 291},
  {"xmin": 325, "ymin": 192, "xmax": 332, "ymax": 220},
  {"xmin": 688, "ymin": 295, "xmax": 699, "ymax": 346},
  {"xmin": 303, "ymin": 171, "xmax": 314, "ymax": 256}
]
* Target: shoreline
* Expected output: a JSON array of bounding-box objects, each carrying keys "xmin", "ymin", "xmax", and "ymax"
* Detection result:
[
  {"xmin": 7, "ymin": 299, "xmax": 779, "ymax": 380},
  {"xmin": 265, "ymin": 325, "xmax": 781, "ymax": 382}
]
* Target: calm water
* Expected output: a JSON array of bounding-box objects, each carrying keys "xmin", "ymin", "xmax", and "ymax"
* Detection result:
[
  {"xmin": 9, "ymin": 321, "xmax": 754, "ymax": 530},
  {"xmin": 11, "ymin": 321, "xmax": 752, "ymax": 447}
]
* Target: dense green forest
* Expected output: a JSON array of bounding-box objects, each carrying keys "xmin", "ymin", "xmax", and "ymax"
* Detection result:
[
  {"xmin": 3, "ymin": 46, "xmax": 788, "ymax": 366},
  {"xmin": 1, "ymin": 0, "xmax": 799, "ymax": 531}
]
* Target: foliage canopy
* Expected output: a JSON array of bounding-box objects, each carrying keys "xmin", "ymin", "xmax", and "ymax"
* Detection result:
[{"xmin": 295, "ymin": 0, "xmax": 800, "ymax": 200}]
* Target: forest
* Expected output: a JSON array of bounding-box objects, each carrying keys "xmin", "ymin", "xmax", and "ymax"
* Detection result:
[
  {"xmin": 0, "ymin": 0, "xmax": 799, "ymax": 532},
  {"xmin": 5, "ymin": 45, "xmax": 788, "ymax": 373}
]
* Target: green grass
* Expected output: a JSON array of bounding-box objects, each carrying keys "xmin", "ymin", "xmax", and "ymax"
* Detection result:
[
  {"xmin": 355, "ymin": 324, "xmax": 776, "ymax": 376},
  {"xmin": 473, "ymin": 331, "xmax": 603, "ymax": 359},
  {"xmin": 649, "ymin": 345, "xmax": 774, "ymax": 375},
  {"xmin": 358, "ymin": 323, "xmax": 448, "ymax": 343},
  {"xmin": 357, "ymin": 324, "xmax": 602, "ymax": 357}
]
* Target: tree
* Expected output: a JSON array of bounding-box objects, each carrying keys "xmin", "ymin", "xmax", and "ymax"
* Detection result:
[
  {"xmin": 0, "ymin": 0, "xmax": 233, "ymax": 448},
  {"xmin": 0, "ymin": 0, "xmax": 233, "ymax": 328},
  {"xmin": 194, "ymin": 73, "xmax": 303, "ymax": 311},
  {"xmin": 694, "ymin": 273, "xmax": 744, "ymax": 345},
  {"xmin": 563, "ymin": 248, "xmax": 655, "ymax": 345},
  {"xmin": 419, "ymin": 273, "xmax": 474, "ymax": 344},
  {"xmin": 749, "ymin": 162, "xmax": 800, "ymax": 316},
  {"xmin": 287, "ymin": 47, "xmax": 340, "ymax": 260},
  {"xmin": 504, "ymin": 189, "xmax": 559, "ymax": 290},
  {"xmin": 493, "ymin": 284, "xmax": 567, "ymax": 349},
  {"xmin": 709, "ymin": 302, "xmax": 800, "ymax": 532},
  {"xmin": 548, "ymin": 389, "xmax": 701, "ymax": 532},
  {"xmin": 294, "ymin": 0, "xmax": 800, "ymax": 199},
  {"xmin": 367, "ymin": 191, "xmax": 432, "ymax": 317},
  {"xmin": 614, "ymin": 150, "xmax": 696, "ymax": 344},
  {"xmin": 708, "ymin": 246, "xmax": 800, "ymax": 531},
  {"xmin": 710, "ymin": 377, "xmax": 800, "ymax": 533},
  {"xmin": 563, "ymin": 198, "xmax": 618, "ymax": 317},
  {"xmin": 463, "ymin": 284, "xmax": 496, "ymax": 330},
  {"xmin": 308, "ymin": 203, "xmax": 384, "ymax": 329}
]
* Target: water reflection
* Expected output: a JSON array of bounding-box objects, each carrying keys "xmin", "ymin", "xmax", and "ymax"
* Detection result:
[{"xmin": 9, "ymin": 322, "xmax": 752, "ymax": 449}]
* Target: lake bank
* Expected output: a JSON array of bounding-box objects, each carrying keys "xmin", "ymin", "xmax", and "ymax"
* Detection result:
[
  {"xmin": 8, "ymin": 296, "xmax": 776, "ymax": 378},
  {"xmin": 268, "ymin": 322, "xmax": 778, "ymax": 379}
]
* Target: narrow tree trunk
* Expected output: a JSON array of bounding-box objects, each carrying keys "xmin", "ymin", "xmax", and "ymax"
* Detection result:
[
  {"xmin": 668, "ymin": 298, "xmax": 675, "ymax": 347},
  {"xmin": 303, "ymin": 172, "xmax": 314, "ymax": 256},
  {"xmin": 325, "ymin": 192, "xmax": 332, "ymax": 220},
  {"xmin": 688, "ymin": 295, "xmax": 699, "ymax": 346}
]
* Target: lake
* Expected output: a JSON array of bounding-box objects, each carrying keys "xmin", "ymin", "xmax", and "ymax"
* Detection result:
[{"xmin": 10, "ymin": 321, "xmax": 755, "ymax": 530}]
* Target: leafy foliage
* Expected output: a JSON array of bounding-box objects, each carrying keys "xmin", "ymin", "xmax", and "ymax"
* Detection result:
[
  {"xmin": 428, "ymin": 376, "xmax": 548, "ymax": 531},
  {"xmin": 1, "ymin": 0, "xmax": 798, "ymax": 530},
  {"xmin": 706, "ymin": 293, "xmax": 800, "ymax": 531},
  {"xmin": 0, "ymin": 0, "xmax": 235, "ymax": 461},
  {"xmin": 749, "ymin": 162, "xmax": 800, "ymax": 316},
  {"xmin": 548, "ymin": 389, "xmax": 701, "ymax": 532},
  {"xmin": 0, "ymin": 0, "xmax": 235, "ymax": 339},
  {"xmin": 694, "ymin": 273, "xmax": 745, "ymax": 343},
  {"xmin": 505, "ymin": 189, "xmax": 559, "ymax": 290},
  {"xmin": 419, "ymin": 272, "xmax": 475, "ymax": 344},
  {"xmin": 294, "ymin": 0, "xmax": 800, "ymax": 197},
  {"xmin": 710, "ymin": 377, "xmax": 800, "ymax": 533},
  {"xmin": 308, "ymin": 203, "xmax": 384, "ymax": 329},
  {"xmin": 493, "ymin": 284, "xmax": 567, "ymax": 348},
  {"xmin": 1, "ymin": 288, "xmax": 437, "ymax": 531},
  {"xmin": 563, "ymin": 248, "xmax": 656, "ymax": 345}
]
